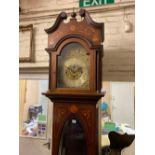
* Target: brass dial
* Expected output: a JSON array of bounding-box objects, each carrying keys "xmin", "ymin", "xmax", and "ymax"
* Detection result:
[{"xmin": 57, "ymin": 43, "xmax": 90, "ymax": 88}]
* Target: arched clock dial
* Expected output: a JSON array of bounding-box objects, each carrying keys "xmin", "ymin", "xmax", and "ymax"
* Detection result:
[{"xmin": 57, "ymin": 43, "xmax": 90, "ymax": 88}]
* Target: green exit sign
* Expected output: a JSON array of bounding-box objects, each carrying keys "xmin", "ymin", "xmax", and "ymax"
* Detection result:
[{"xmin": 79, "ymin": 0, "xmax": 114, "ymax": 8}]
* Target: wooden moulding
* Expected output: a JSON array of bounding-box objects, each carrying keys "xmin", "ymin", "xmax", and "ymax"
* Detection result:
[{"xmin": 43, "ymin": 92, "xmax": 106, "ymax": 104}]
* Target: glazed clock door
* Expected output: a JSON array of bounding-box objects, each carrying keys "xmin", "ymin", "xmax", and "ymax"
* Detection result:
[
  {"xmin": 50, "ymin": 37, "xmax": 98, "ymax": 93},
  {"xmin": 57, "ymin": 42, "xmax": 90, "ymax": 89}
]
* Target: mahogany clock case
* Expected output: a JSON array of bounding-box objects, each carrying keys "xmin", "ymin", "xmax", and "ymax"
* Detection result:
[{"xmin": 43, "ymin": 9, "xmax": 105, "ymax": 155}]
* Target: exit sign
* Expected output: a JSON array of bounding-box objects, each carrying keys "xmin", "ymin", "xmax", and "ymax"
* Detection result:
[{"xmin": 79, "ymin": 0, "xmax": 114, "ymax": 8}]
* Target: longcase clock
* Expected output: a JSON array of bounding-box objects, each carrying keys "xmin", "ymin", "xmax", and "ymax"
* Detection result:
[{"xmin": 43, "ymin": 9, "xmax": 105, "ymax": 155}]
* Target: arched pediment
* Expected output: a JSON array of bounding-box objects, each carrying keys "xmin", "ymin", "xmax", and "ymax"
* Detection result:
[{"xmin": 45, "ymin": 9, "xmax": 104, "ymax": 50}]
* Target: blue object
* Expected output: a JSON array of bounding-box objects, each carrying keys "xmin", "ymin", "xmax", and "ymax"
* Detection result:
[{"xmin": 101, "ymin": 102, "xmax": 108, "ymax": 111}]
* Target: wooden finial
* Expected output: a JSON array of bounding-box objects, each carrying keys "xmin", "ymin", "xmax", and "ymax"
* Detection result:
[
  {"xmin": 71, "ymin": 8, "xmax": 76, "ymax": 18},
  {"xmin": 79, "ymin": 9, "xmax": 85, "ymax": 17}
]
